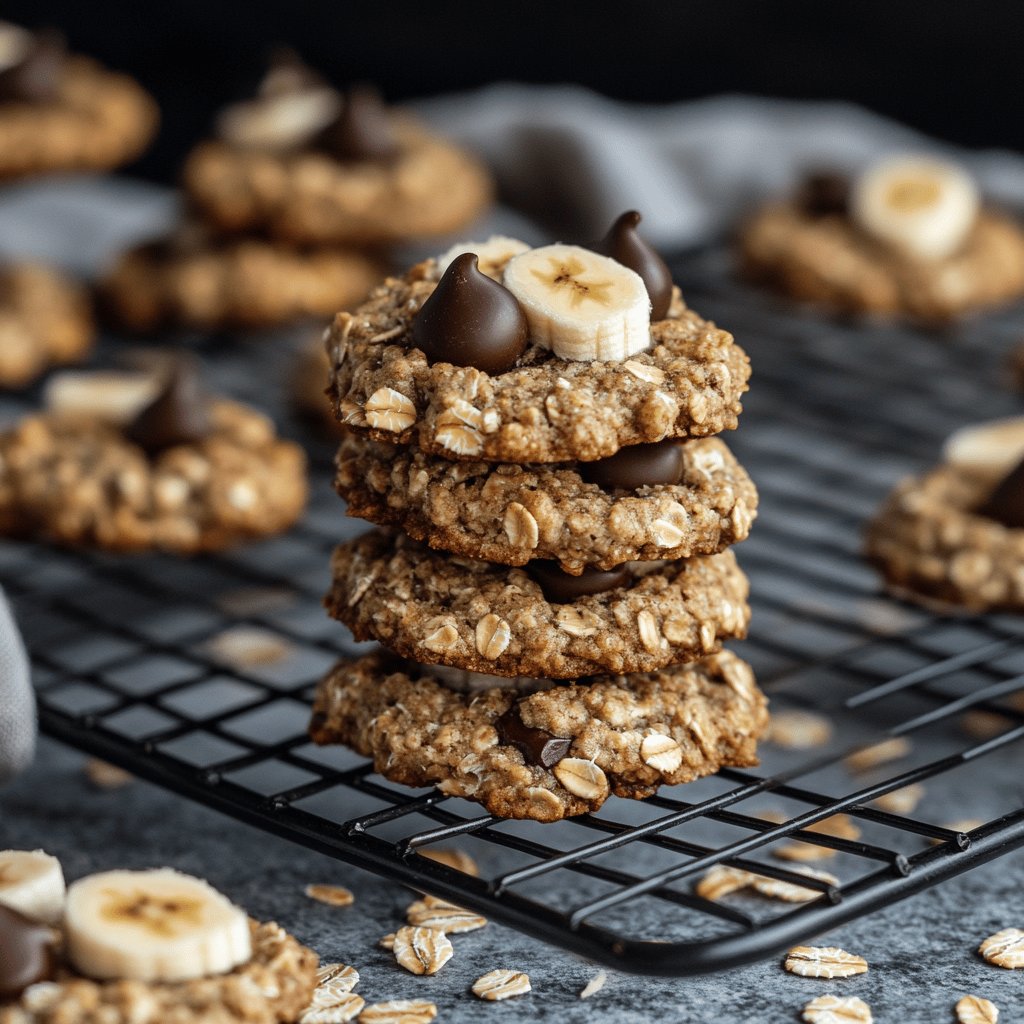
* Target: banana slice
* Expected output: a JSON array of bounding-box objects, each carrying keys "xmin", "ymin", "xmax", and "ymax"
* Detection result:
[
  {"xmin": 435, "ymin": 236, "xmax": 529, "ymax": 282},
  {"xmin": 0, "ymin": 850, "xmax": 65, "ymax": 925},
  {"xmin": 0, "ymin": 22, "xmax": 32, "ymax": 72},
  {"xmin": 44, "ymin": 370, "xmax": 162, "ymax": 424},
  {"xmin": 944, "ymin": 417, "xmax": 1024, "ymax": 479},
  {"xmin": 502, "ymin": 244, "xmax": 651, "ymax": 361},
  {"xmin": 217, "ymin": 88, "xmax": 339, "ymax": 150},
  {"xmin": 65, "ymin": 869, "xmax": 251, "ymax": 982},
  {"xmin": 851, "ymin": 155, "xmax": 979, "ymax": 261}
]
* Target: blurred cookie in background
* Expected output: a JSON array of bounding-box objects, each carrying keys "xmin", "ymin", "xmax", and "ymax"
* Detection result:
[
  {"xmin": 0, "ymin": 22, "xmax": 157, "ymax": 181},
  {"xmin": 290, "ymin": 333, "xmax": 339, "ymax": 434},
  {"xmin": 738, "ymin": 155, "xmax": 1024, "ymax": 324},
  {"xmin": 0, "ymin": 262, "xmax": 93, "ymax": 388}
]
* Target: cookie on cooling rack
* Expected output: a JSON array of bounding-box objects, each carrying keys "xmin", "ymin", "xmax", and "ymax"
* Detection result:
[
  {"xmin": 325, "ymin": 529, "xmax": 750, "ymax": 679},
  {"xmin": 182, "ymin": 53, "xmax": 490, "ymax": 245},
  {"xmin": 0, "ymin": 263, "xmax": 93, "ymax": 389},
  {"xmin": 0, "ymin": 858, "xmax": 318, "ymax": 1024},
  {"xmin": 0, "ymin": 23, "xmax": 157, "ymax": 181},
  {"xmin": 0, "ymin": 359, "xmax": 307, "ymax": 553},
  {"xmin": 738, "ymin": 156, "xmax": 1024, "ymax": 323},
  {"xmin": 335, "ymin": 432, "xmax": 757, "ymax": 572},
  {"xmin": 101, "ymin": 222, "xmax": 383, "ymax": 332},
  {"xmin": 310, "ymin": 649, "xmax": 768, "ymax": 822},
  {"xmin": 866, "ymin": 417, "xmax": 1024, "ymax": 609}
]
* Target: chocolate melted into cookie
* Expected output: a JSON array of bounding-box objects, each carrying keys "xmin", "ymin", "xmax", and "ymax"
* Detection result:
[
  {"xmin": 976, "ymin": 456, "xmax": 1024, "ymax": 528},
  {"xmin": 796, "ymin": 170, "xmax": 850, "ymax": 218},
  {"xmin": 496, "ymin": 705, "xmax": 571, "ymax": 768},
  {"xmin": 125, "ymin": 357, "xmax": 212, "ymax": 455},
  {"xmin": 317, "ymin": 84, "xmax": 399, "ymax": 163},
  {"xmin": 413, "ymin": 253, "xmax": 529, "ymax": 375},
  {"xmin": 596, "ymin": 211, "xmax": 673, "ymax": 320},
  {"xmin": 580, "ymin": 438, "xmax": 685, "ymax": 491},
  {"xmin": 527, "ymin": 561, "xmax": 631, "ymax": 602},
  {"xmin": 0, "ymin": 29, "xmax": 66, "ymax": 104},
  {"xmin": 0, "ymin": 905, "xmax": 55, "ymax": 999}
]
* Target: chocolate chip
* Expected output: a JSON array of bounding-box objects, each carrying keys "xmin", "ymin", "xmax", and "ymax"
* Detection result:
[
  {"xmin": 527, "ymin": 561, "xmax": 631, "ymax": 603},
  {"xmin": 316, "ymin": 84, "xmax": 399, "ymax": 163},
  {"xmin": 596, "ymin": 210, "xmax": 673, "ymax": 320},
  {"xmin": 976, "ymin": 457, "xmax": 1024, "ymax": 528},
  {"xmin": 124, "ymin": 356, "xmax": 212, "ymax": 455},
  {"xmin": 0, "ymin": 29, "xmax": 66, "ymax": 104},
  {"xmin": 412, "ymin": 253, "xmax": 529, "ymax": 375},
  {"xmin": 496, "ymin": 705, "xmax": 571, "ymax": 768},
  {"xmin": 579, "ymin": 439, "xmax": 685, "ymax": 491},
  {"xmin": 795, "ymin": 170, "xmax": 850, "ymax": 217},
  {"xmin": 0, "ymin": 905, "xmax": 55, "ymax": 1000}
]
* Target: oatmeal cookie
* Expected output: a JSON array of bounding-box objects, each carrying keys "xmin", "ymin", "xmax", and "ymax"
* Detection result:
[
  {"xmin": 739, "ymin": 204, "xmax": 1024, "ymax": 323},
  {"xmin": 335, "ymin": 433, "xmax": 758, "ymax": 572},
  {"xmin": 0, "ymin": 919, "xmax": 318, "ymax": 1024},
  {"xmin": 101, "ymin": 228, "xmax": 383, "ymax": 332},
  {"xmin": 866, "ymin": 463, "xmax": 1024, "ymax": 610},
  {"xmin": 292, "ymin": 337, "xmax": 339, "ymax": 433},
  {"xmin": 325, "ymin": 529, "xmax": 750, "ymax": 678},
  {"xmin": 310, "ymin": 650, "xmax": 768, "ymax": 821},
  {"xmin": 327, "ymin": 262, "xmax": 750, "ymax": 464},
  {"xmin": 0, "ymin": 264, "xmax": 93, "ymax": 388},
  {"xmin": 0, "ymin": 399, "xmax": 307, "ymax": 552}
]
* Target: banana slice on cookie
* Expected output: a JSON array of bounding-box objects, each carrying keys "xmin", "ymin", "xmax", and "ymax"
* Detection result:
[
  {"xmin": 0, "ymin": 850, "xmax": 66, "ymax": 925},
  {"xmin": 0, "ymin": 22, "xmax": 32, "ymax": 73},
  {"xmin": 944, "ymin": 417, "xmax": 1024, "ymax": 480},
  {"xmin": 851, "ymin": 155, "xmax": 979, "ymax": 261},
  {"xmin": 217, "ymin": 88, "xmax": 339, "ymax": 151},
  {"xmin": 435, "ymin": 236, "xmax": 529, "ymax": 281},
  {"xmin": 502, "ymin": 243, "xmax": 651, "ymax": 361},
  {"xmin": 65, "ymin": 868, "xmax": 251, "ymax": 982}
]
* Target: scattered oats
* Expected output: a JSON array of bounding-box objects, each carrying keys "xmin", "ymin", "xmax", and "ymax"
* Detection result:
[
  {"xmin": 305, "ymin": 884, "xmax": 354, "ymax": 907},
  {"xmin": 871, "ymin": 783, "xmax": 925, "ymax": 814},
  {"xmin": 802, "ymin": 994, "xmax": 872, "ymax": 1023},
  {"xmin": 651, "ymin": 518, "xmax": 685, "ymax": 548},
  {"xmin": 422, "ymin": 623, "xmax": 460, "ymax": 654},
  {"xmin": 471, "ymin": 969, "xmax": 531, "ymax": 1001},
  {"xmin": 216, "ymin": 586, "xmax": 295, "ymax": 616},
  {"xmin": 358, "ymin": 1001, "xmax": 436, "ymax": 1024},
  {"xmin": 637, "ymin": 609, "xmax": 661, "ymax": 653},
  {"xmin": 378, "ymin": 933, "xmax": 395, "ymax": 951},
  {"xmin": 315, "ymin": 964, "xmax": 359, "ymax": 989},
  {"xmin": 419, "ymin": 848, "xmax": 479, "ymax": 876},
  {"xmin": 436, "ymin": 422, "xmax": 483, "ymax": 456},
  {"xmin": 695, "ymin": 865, "xmax": 754, "ymax": 901},
  {"xmin": 556, "ymin": 605, "xmax": 601, "ymax": 637},
  {"xmin": 347, "ymin": 571, "xmax": 378, "ymax": 607},
  {"xmin": 784, "ymin": 946, "xmax": 868, "ymax": 979},
  {"xmin": 844, "ymin": 736, "xmax": 911, "ymax": 773},
  {"xmin": 774, "ymin": 815, "xmax": 862, "ymax": 863},
  {"xmin": 301, "ymin": 995, "xmax": 365, "ymax": 1023},
  {"xmin": 553, "ymin": 758, "xmax": 609, "ymax": 801},
  {"xmin": 956, "ymin": 995, "xmax": 999, "ymax": 1023},
  {"xmin": 579, "ymin": 969, "xmax": 607, "ymax": 999},
  {"xmin": 527, "ymin": 787, "xmax": 563, "ymax": 815},
  {"xmin": 622, "ymin": 360, "xmax": 665, "ymax": 385},
  {"xmin": 206, "ymin": 626, "xmax": 292, "ymax": 668},
  {"xmin": 438, "ymin": 398, "xmax": 482, "ymax": 430},
  {"xmin": 503, "ymin": 502, "xmax": 539, "ymax": 550},
  {"xmin": 364, "ymin": 387, "xmax": 416, "ymax": 432},
  {"xmin": 84, "ymin": 758, "xmax": 133, "ymax": 790},
  {"xmin": 979, "ymin": 928, "xmax": 1024, "ymax": 968},
  {"xmin": 406, "ymin": 895, "xmax": 487, "ymax": 934},
  {"xmin": 640, "ymin": 733, "xmax": 683, "ymax": 773},
  {"xmin": 766, "ymin": 710, "xmax": 833, "ymax": 750},
  {"xmin": 751, "ymin": 866, "xmax": 839, "ymax": 903},
  {"xmin": 392, "ymin": 926, "xmax": 453, "ymax": 976},
  {"xmin": 475, "ymin": 613, "xmax": 511, "ymax": 660}
]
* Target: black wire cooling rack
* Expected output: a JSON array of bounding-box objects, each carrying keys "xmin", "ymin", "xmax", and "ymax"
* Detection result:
[{"xmin": 6, "ymin": 247, "xmax": 1024, "ymax": 976}]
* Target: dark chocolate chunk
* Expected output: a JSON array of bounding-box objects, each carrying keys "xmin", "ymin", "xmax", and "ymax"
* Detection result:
[
  {"xmin": 0, "ymin": 29, "xmax": 66, "ymax": 104},
  {"xmin": 412, "ymin": 253, "xmax": 529, "ymax": 375},
  {"xmin": 527, "ymin": 561, "xmax": 631, "ymax": 603},
  {"xmin": 976, "ymin": 457, "xmax": 1024, "ymax": 529},
  {"xmin": 795, "ymin": 170, "xmax": 850, "ymax": 217},
  {"xmin": 316, "ymin": 84, "xmax": 399, "ymax": 163},
  {"xmin": 579, "ymin": 438, "xmax": 686, "ymax": 492},
  {"xmin": 0, "ymin": 905, "xmax": 55, "ymax": 999},
  {"xmin": 496, "ymin": 705, "xmax": 571, "ymax": 768},
  {"xmin": 125, "ymin": 357, "xmax": 212, "ymax": 455},
  {"xmin": 596, "ymin": 210, "xmax": 673, "ymax": 320}
]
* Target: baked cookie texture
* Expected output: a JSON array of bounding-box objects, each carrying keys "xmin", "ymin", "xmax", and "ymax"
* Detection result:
[
  {"xmin": 101, "ymin": 232, "xmax": 383, "ymax": 332},
  {"xmin": 183, "ymin": 121, "xmax": 491, "ymax": 246},
  {"xmin": 335, "ymin": 433, "xmax": 758, "ymax": 571},
  {"xmin": 866, "ymin": 464, "xmax": 1024, "ymax": 610},
  {"xmin": 326, "ymin": 262, "xmax": 750, "ymax": 463},
  {"xmin": 325, "ymin": 529, "xmax": 750, "ymax": 678},
  {"xmin": 0, "ymin": 264, "xmax": 94, "ymax": 388},
  {"xmin": 311, "ymin": 650, "xmax": 768, "ymax": 822},
  {"xmin": 0, "ymin": 56, "xmax": 157, "ymax": 181},
  {"xmin": 739, "ymin": 205, "xmax": 1024, "ymax": 323},
  {"xmin": 0, "ymin": 401, "xmax": 308, "ymax": 552},
  {"xmin": 0, "ymin": 919, "xmax": 318, "ymax": 1024}
]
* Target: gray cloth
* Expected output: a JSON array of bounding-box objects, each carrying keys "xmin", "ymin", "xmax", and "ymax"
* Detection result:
[{"xmin": 0, "ymin": 589, "xmax": 34, "ymax": 782}]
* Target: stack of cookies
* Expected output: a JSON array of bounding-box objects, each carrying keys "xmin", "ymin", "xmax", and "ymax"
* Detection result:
[{"xmin": 310, "ymin": 214, "xmax": 769, "ymax": 822}]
